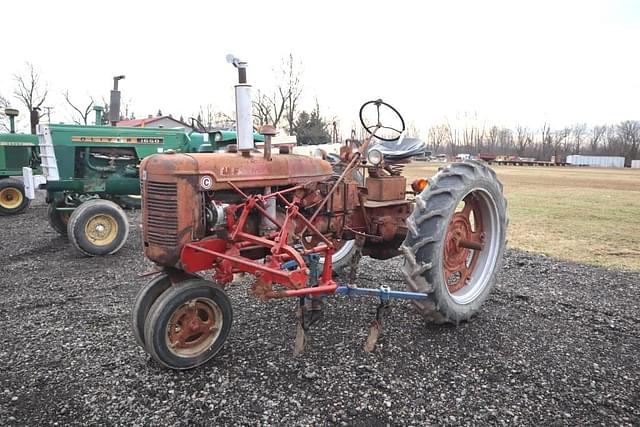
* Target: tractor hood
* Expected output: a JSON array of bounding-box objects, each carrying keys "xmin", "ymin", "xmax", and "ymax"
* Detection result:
[{"xmin": 141, "ymin": 151, "xmax": 333, "ymax": 190}]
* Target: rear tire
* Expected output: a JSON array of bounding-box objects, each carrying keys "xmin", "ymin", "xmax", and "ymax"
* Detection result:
[
  {"xmin": 143, "ymin": 279, "xmax": 233, "ymax": 370},
  {"xmin": 47, "ymin": 203, "xmax": 71, "ymax": 236},
  {"xmin": 67, "ymin": 199, "xmax": 129, "ymax": 256},
  {"xmin": 401, "ymin": 160, "xmax": 507, "ymax": 323},
  {"xmin": 0, "ymin": 179, "xmax": 30, "ymax": 215}
]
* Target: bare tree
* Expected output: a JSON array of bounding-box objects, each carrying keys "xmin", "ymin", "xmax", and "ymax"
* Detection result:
[
  {"xmin": 197, "ymin": 104, "xmax": 216, "ymax": 130},
  {"xmin": 539, "ymin": 123, "xmax": 553, "ymax": 159},
  {"xmin": 13, "ymin": 62, "xmax": 48, "ymax": 134},
  {"xmin": 444, "ymin": 120, "xmax": 459, "ymax": 156},
  {"xmin": 193, "ymin": 105, "xmax": 235, "ymax": 131},
  {"xmin": 253, "ymin": 89, "xmax": 282, "ymax": 127},
  {"xmin": 282, "ymin": 54, "xmax": 303, "ymax": 135},
  {"xmin": 427, "ymin": 124, "xmax": 449, "ymax": 153},
  {"xmin": 63, "ymin": 91, "xmax": 94, "ymax": 125},
  {"xmin": 515, "ymin": 125, "xmax": 533, "ymax": 156},
  {"xmin": 486, "ymin": 126, "xmax": 499, "ymax": 153},
  {"xmin": 498, "ymin": 128, "xmax": 514, "ymax": 153},
  {"xmin": 589, "ymin": 125, "xmax": 607, "ymax": 153},
  {"xmin": 616, "ymin": 120, "xmax": 640, "ymax": 166},
  {"xmin": 407, "ymin": 120, "xmax": 421, "ymax": 138},
  {"xmin": 0, "ymin": 94, "xmax": 10, "ymax": 132},
  {"xmin": 253, "ymin": 54, "xmax": 302, "ymax": 135},
  {"xmin": 571, "ymin": 123, "xmax": 587, "ymax": 154},
  {"xmin": 552, "ymin": 127, "xmax": 570, "ymax": 158}
]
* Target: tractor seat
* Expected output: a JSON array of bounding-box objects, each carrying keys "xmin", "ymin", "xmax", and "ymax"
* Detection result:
[{"xmin": 370, "ymin": 136, "xmax": 427, "ymax": 161}]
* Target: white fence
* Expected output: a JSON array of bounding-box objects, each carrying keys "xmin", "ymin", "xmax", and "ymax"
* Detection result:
[{"xmin": 632, "ymin": 160, "xmax": 640, "ymax": 169}]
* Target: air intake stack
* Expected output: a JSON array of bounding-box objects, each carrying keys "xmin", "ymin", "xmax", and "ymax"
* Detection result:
[{"xmin": 4, "ymin": 108, "xmax": 19, "ymax": 133}]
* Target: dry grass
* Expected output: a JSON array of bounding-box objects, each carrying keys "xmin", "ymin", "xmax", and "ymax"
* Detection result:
[{"xmin": 403, "ymin": 162, "xmax": 640, "ymax": 270}]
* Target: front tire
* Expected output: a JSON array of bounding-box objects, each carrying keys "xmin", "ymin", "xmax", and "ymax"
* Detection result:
[
  {"xmin": 47, "ymin": 203, "xmax": 71, "ymax": 236},
  {"xmin": 0, "ymin": 179, "xmax": 30, "ymax": 215},
  {"xmin": 143, "ymin": 279, "xmax": 233, "ymax": 370},
  {"xmin": 401, "ymin": 160, "xmax": 507, "ymax": 323},
  {"xmin": 131, "ymin": 273, "xmax": 172, "ymax": 349},
  {"xmin": 67, "ymin": 199, "xmax": 129, "ymax": 256}
]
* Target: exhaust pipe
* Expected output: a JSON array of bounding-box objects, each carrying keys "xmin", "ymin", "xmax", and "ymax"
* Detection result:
[
  {"xmin": 227, "ymin": 54, "xmax": 253, "ymax": 156},
  {"xmin": 109, "ymin": 75, "xmax": 125, "ymax": 126}
]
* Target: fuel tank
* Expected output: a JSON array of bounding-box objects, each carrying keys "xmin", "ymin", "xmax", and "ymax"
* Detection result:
[{"xmin": 140, "ymin": 151, "xmax": 333, "ymax": 190}]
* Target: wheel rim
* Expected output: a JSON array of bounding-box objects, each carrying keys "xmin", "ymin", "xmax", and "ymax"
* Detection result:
[
  {"xmin": 84, "ymin": 214, "xmax": 118, "ymax": 246},
  {"xmin": 0, "ymin": 187, "xmax": 23, "ymax": 209},
  {"xmin": 320, "ymin": 239, "xmax": 355, "ymax": 265},
  {"xmin": 165, "ymin": 298, "xmax": 223, "ymax": 358},
  {"xmin": 443, "ymin": 189, "xmax": 500, "ymax": 304}
]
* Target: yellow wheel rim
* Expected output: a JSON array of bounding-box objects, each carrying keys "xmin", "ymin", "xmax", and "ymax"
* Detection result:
[
  {"xmin": 84, "ymin": 214, "xmax": 118, "ymax": 246},
  {"xmin": 0, "ymin": 187, "xmax": 24, "ymax": 210}
]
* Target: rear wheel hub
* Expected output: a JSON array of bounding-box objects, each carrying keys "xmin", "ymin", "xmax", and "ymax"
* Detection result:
[{"xmin": 444, "ymin": 195, "xmax": 485, "ymax": 293}]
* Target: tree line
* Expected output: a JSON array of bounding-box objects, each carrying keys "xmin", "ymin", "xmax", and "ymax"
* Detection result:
[
  {"xmin": 424, "ymin": 120, "xmax": 639, "ymax": 165},
  {"xmin": 2, "ymin": 61, "xmax": 637, "ymax": 164}
]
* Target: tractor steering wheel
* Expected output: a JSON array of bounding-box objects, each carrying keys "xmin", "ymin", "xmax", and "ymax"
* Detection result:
[{"xmin": 359, "ymin": 99, "xmax": 406, "ymax": 142}]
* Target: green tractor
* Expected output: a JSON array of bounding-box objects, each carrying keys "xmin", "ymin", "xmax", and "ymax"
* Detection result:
[
  {"xmin": 0, "ymin": 108, "xmax": 38, "ymax": 215},
  {"xmin": 23, "ymin": 106, "xmax": 264, "ymax": 257}
]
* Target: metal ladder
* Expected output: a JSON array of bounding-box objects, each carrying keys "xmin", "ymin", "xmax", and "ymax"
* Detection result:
[{"xmin": 36, "ymin": 124, "xmax": 60, "ymax": 181}]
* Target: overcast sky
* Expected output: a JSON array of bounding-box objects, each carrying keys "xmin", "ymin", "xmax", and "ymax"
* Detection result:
[{"xmin": 2, "ymin": 0, "xmax": 639, "ymax": 135}]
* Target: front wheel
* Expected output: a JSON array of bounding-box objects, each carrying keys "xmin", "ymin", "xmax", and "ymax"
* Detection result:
[
  {"xmin": 143, "ymin": 279, "xmax": 233, "ymax": 370},
  {"xmin": 131, "ymin": 273, "xmax": 172, "ymax": 349},
  {"xmin": 401, "ymin": 160, "xmax": 507, "ymax": 323},
  {"xmin": 0, "ymin": 179, "xmax": 30, "ymax": 215},
  {"xmin": 47, "ymin": 203, "xmax": 71, "ymax": 236}
]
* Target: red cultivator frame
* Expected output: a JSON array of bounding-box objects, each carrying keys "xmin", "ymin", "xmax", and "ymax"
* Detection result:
[
  {"xmin": 131, "ymin": 56, "xmax": 508, "ymax": 370},
  {"xmin": 181, "ymin": 182, "xmax": 337, "ymax": 299}
]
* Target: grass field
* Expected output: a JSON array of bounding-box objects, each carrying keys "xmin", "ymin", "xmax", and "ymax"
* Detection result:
[{"xmin": 404, "ymin": 162, "xmax": 640, "ymax": 271}]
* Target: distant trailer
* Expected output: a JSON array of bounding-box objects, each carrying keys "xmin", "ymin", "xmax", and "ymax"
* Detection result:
[
  {"xmin": 488, "ymin": 160, "xmax": 569, "ymax": 167},
  {"xmin": 632, "ymin": 160, "xmax": 640, "ymax": 169},
  {"xmin": 566, "ymin": 155, "xmax": 625, "ymax": 168}
]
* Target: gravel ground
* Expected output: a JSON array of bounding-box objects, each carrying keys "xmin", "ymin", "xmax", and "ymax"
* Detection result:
[{"xmin": 1, "ymin": 195, "xmax": 638, "ymax": 426}]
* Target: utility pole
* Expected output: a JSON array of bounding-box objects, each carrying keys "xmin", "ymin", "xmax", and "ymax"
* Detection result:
[{"xmin": 43, "ymin": 106, "xmax": 53, "ymax": 123}]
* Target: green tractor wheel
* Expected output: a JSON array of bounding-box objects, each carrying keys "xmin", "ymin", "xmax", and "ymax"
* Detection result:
[
  {"xmin": 67, "ymin": 199, "xmax": 130, "ymax": 256},
  {"xmin": 0, "ymin": 179, "xmax": 30, "ymax": 216},
  {"xmin": 47, "ymin": 203, "xmax": 71, "ymax": 236}
]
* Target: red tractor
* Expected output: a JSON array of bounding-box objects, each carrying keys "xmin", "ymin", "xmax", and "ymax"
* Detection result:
[{"xmin": 132, "ymin": 57, "xmax": 508, "ymax": 370}]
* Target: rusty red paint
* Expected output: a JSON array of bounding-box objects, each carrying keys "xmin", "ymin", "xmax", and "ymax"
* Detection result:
[
  {"xmin": 140, "ymin": 146, "xmax": 420, "ymax": 302},
  {"xmin": 167, "ymin": 299, "xmax": 219, "ymax": 352},
  {"xmin": 366, "ymin": 176, "xmax": 407, "ymax": 201},
  {"xmin": 443, "ymin": 195, "xmax": 485, "ymax": 293}
]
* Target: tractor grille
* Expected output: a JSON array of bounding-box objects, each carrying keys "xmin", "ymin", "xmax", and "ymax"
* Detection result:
[{"xmin": 145, "ymin": 181, "xmax": 178, "ymax": 246}]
